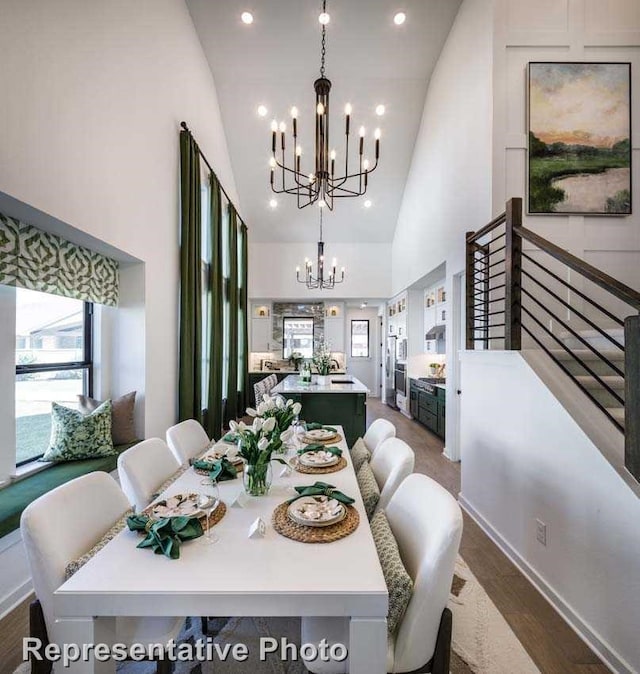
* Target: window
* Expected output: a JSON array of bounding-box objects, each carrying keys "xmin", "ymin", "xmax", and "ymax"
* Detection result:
[
  {"xmin": 283, "ymin": 317, "xmax": 314, "ymax": 359},
  {"xmin": 15, "ymin": 288, "xmax": 93, "ymax": 465},
  {"xmin": 351, "ymin": 319, "xmax": 370, "ymax": 358}
]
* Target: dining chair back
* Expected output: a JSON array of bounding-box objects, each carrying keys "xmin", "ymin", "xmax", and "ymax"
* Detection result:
[
  {"xmin": 21, "ymin": 471, "xmax": 184, "ymax": 673},
  {"xmin": 301, "ymin": 473, "xmax": 463, "ymax": 673},
  {"xmin": 369, "ymin": 437, "xmax": 415, "ymax": 511},
  {"xmin": 166, "ymin": 419, "xmax": 210, "ymax": 465},
  {"xmin": 20, "ymin": 472, "xmax": 131, "ymax": 646},
  {"xmin": 363, "ymin": 418, "xmax": 396, "ymax": 456},
  {"xmin": 253, "ymin": 373, "xmax": 278, "ymax": 407},
  {"xmin": 117, "ymin": 438, "xmax": 181, "ymax": 512}
]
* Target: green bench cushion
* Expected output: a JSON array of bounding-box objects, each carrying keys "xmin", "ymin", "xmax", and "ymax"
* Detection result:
[{"xmin": 0, "ymin": 442, "xmax": 138, "ymax": 539}]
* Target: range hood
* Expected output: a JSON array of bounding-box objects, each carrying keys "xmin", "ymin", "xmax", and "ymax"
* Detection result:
[{"xmin": 425, "ymin": 324, "xmax": 446, "ymax": 340}]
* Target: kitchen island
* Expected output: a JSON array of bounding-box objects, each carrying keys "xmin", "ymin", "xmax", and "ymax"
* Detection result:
[{"xmin": 272, "ymin": 374, "xmax": 369, "ymax": 446}]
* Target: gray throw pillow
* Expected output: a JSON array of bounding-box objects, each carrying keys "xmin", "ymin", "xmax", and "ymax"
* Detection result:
[
  {"xmin": 43, "ymin": 401, "xmax": 115, "ymax": 462},
  {"xmin": 357, "ymin": 460, "xmax": 380, "ymax": 520},
  {"xmin": 78, "ymin": 391, "xmax": 137, "ymax": 445},
  {"xmin": 350, "ymin": 437, "xmax": 371, "ymax": 472},
  {"xmin": 370, "ymin": 509, "xmax": 414, "ymax": 636}
]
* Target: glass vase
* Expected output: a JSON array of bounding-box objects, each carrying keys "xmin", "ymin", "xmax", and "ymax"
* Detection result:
[{"xmin": 243, "ymin": 462, "xmax": 273, "ymax": 496}]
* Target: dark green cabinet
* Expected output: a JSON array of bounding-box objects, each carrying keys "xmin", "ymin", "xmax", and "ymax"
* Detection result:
[
  {"xmin": 285, "ymin": 392, "xmax": 366, "ymax": 447},
  {"xmin": 410, "ymin": 379, "xmax": 445, "ymax": 440}
]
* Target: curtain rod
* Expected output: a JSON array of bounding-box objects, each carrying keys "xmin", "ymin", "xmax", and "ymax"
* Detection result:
[{"xmin": 180, "ymin": 121, "xmax": 246, "ymax": 228}]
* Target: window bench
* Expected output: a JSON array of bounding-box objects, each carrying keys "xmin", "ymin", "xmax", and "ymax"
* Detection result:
[{"xmin": 0, "ymin": 442, "xmax": 138, "ymax": 539}]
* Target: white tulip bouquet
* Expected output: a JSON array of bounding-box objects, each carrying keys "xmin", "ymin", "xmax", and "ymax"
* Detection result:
[
  {"xmin": 228, "ymin": 417, "xmax": 290, "ymax": 495},
  {"xmin": 246, "ymin": 394, "xmax": 302, "ymax": 454}
]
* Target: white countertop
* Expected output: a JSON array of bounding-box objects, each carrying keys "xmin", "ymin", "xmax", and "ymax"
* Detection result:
[
  {"xmin": 250, "ymin": 369, "xmax": 347, "ymax": 374},
  {"xmin": 272, "ymin": 374, "xmax": 369, "ymax": 394}
]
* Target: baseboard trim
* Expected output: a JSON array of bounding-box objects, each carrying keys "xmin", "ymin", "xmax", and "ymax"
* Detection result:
[
  {"xmin": 0, "ymin": 579, "xmax": 32, "ymax": 621},
  {"xmin": 459, "ymin": 493, "xmax": 635, "ymax": 674}
]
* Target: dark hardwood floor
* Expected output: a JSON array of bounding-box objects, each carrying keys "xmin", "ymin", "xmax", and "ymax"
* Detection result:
[{"xmin": 367, "ymin": 397, "xmax": 610, "ymax": 674}]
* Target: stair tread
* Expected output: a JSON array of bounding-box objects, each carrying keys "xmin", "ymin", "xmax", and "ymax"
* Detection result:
[
  {"xmin": 574, "ymin": 375, "xmax": 625, "ymax": 389},
  {"xmin": 606, "ymin": 407, "xmax": 625, "ymax": 422},
  {"xmin": 548, "ymin": 349, "xmax": 625, "ymax": 362}
]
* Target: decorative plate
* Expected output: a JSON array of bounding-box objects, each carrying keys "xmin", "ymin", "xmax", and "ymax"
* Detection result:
[
  {"xmin": 287, "ymin": 496, "xmax": 346, "ymax": 528},
  {"xmin": 201, "ymin": 445, "xmax": 242, "ymax": 465},
  {"xmin": 305, "ymin": 428, "xmax": 337, "ymax": 442},
  {"xmin": 298, "ymin": 450, "xmax": 340, "ymax": 468},
  {"xmin": 149, "ymin": 493, "xmax": 203, "ymax": 519}
]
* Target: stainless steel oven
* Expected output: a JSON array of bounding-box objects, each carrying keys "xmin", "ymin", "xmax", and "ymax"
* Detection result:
[{"xmin": 394, "ymin": 362, "xmax": 406, "ymax": 396}]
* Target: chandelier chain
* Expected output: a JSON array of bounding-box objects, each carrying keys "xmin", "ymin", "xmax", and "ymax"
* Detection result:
[{"xmin": 320, "ymin": 0, "xmax": 327, "ymax": 78}]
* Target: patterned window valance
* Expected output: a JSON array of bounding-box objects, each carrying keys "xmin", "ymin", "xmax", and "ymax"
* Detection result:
[{"xmin": 0, "ymin": 213, "xmax": 119, "ymax": 307}]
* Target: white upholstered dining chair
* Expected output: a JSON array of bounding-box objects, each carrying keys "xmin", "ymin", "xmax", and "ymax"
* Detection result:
[
  {"xmin": 166, "ymin": 418, "xmax": 210, "ymax": 466},
  {"xmin": 117, "ymin": 438, "xmax": 181, "ymax": 512},
  {"xmin": 363, "ymin": 418, "xmax": 396, "ymax": 456},
  {"xmin": 370, "ymin": 437, "xmax": 415, "ymax": 512},
  {"xmin": 301, "ymin": 473, "xmax": 463, "ymax": 673},
  {"xmin": 20, "ymin": 472, "xmax": 182, "ymax": 673}
]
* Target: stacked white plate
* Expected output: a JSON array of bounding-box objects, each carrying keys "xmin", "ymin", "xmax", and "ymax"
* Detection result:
[{"xmin": 287, "ymin": 496, "xmax": 346, "ymax": 527}]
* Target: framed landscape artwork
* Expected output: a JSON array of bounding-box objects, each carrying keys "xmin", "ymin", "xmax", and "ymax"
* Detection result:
[{"xmin": 528, "ymin": 62, "xmax": 631, "ymax": 215}]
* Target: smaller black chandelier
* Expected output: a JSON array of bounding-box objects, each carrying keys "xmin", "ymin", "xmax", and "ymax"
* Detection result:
[{"xmin": 296, "ymin": 210, "xmax": 345, "ymax": 290}]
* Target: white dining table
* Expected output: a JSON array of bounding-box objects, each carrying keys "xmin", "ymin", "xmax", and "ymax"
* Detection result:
[{"xmin": 54, "ymin": 425, "xmax": 388, "ymax": 673}]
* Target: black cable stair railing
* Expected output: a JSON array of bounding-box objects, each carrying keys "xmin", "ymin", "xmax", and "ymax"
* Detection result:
[{"xmin": 465, "ymin": 197, "xmax": 640, "ymax": 484}]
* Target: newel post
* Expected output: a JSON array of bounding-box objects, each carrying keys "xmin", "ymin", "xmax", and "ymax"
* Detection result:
[
  {"xmin": 465, "ymin": 232, "xmax": 476, "ymax": 350},
  {"xmin": 624, "ymin": 314, "xmax": 640, "ymax": 482},
  {"xmin": 504, "ymin": 197, "xmax": 522, "ymax": 350}
]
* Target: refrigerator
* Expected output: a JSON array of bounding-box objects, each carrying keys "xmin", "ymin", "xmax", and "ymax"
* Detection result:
[{"xmin": 385, "ymin": 335, "xmax": 398, "ymax": 408}]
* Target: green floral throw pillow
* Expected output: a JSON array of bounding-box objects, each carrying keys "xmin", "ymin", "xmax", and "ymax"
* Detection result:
[
  {"xmin": 357, "ymin": 460, "xmax": 380, "ymax": 520},
  {"xmin": 43, "ymin": 401, "xmax": 115, "ymax": 462},
  {"xmin": 351, "ymin": 437, "xmax": 371, "ymax": 472},
  {"xmin": 370, "ymin": 509, "xmax": 414, "ymax": 635}
]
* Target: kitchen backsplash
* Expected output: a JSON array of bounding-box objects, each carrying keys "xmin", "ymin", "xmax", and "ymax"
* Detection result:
[{"xmin": 271, "ymin": 302, "xmax": 325, "ymax": 352}]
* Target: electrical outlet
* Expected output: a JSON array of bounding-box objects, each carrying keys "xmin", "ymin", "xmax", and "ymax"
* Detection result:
[{"xmin": 536, "ymin": 519, "xmax": 547, "ymax": 546}]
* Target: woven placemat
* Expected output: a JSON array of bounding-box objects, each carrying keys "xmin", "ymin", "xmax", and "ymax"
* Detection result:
[
  {"xmin": 301, "ymin": 433, "xmax": 344, "ymax": 445},
  {"xmin": 272, "ymin": 501, "xmax": 359, "ymax": 543},
  {"xmin": 292, "ymin": 456, "xmax": 347, "ymax": 474}
]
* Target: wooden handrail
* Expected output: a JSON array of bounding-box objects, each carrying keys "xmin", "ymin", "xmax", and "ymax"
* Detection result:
[
  {"xmin": 515, "ymin": 225, "xmax": 640, "ymax": 311},
  {"xmin": 466, "ymin": 211, "xmax": 506, "ymax": 244}
]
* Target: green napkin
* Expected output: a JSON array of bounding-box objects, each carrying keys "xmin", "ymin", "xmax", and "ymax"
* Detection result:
[
  {"xmin": 192, "ymin": 456, "xmax": 238, "ymax": 481},
  {"xmin": 305, "ymin": 422, "xmax": 337, "ymax": 432},
  {"xmin": 222, "ymin": 432, "xmax": 240, "ymax": 443},
  {"xmin": 126, "ymin": 514, "xmax": 203, "ymax": 559},
  {"xmin": 288, "ymin": 481, "xmax": 355, "ymax": 506},
  {"xmin": 297, "ymin": 443, "xmax": 342, "ymax": 458}
]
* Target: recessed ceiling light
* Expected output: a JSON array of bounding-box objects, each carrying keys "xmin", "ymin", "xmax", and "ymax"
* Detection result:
[
  {"xmin": 257, "ymin": 105, "xmax": 268, "ymax": 117},
  {"xmin": 241, "ymin": 11, "xmax": 254, "ymax": 24},
  {"xmin": 269, "ymin": 198, "xmax": 278, "ymax": 208},
  {"xmin": 318, "ymin": 12, "xmax": 330, "ymax": 25},
  {"xmin": 375, "ymin": 104, "xmax": 386, "ymax": 116},
  {"xmin": 364, "ymin": 200, "xmax": 372, "ymax": 208},
  {"xmin": 393, "ymin": 12, "xmax": 406, "ymax": 25}
]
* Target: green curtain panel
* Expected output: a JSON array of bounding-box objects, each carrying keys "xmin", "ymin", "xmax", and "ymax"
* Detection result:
[
  {"xmin": 238, "ymin": 221, "xmax": 249, "ymax": 413},
  {"xmin": 178, "ymin": 129, "xmax": 203, "ymax": 422},
  {"xmin": 225, "ymin": 205, "xmax": 239, "ymax": 424},
  {"xmin": 0, "ymin": 213, "xmax": 119, "ymax": 306},
  {"xmin": 206, "ymin": 173, "xmax": 224, "ymax": 439}
]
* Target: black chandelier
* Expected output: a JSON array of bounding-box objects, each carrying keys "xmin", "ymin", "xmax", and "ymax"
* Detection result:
[
  {"xmin": 270, "ymin": 0, "xmax": 380, "ymax": 211},
  {"xmin": 296, "ymin": 209, "xmax": 345, "ymax": 290}
]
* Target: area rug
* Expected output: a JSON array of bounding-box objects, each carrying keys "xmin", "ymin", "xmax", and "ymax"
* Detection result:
[{"xmin": 14, "ymin": 556, "xmax": 539, "ymax": 674}]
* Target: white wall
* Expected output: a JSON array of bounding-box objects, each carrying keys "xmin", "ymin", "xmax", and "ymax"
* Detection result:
[
  {"xmin": 459, "ymin": 351, "xmax": 640, "ymax": 673},
  {"xmin": 0, "ymin": 0, "xmax": 238, "ymax": 440},
  {"xmin": 249, "ymin": 242, "xmax": 392, "ymax": 300},
  {"xmin": 345, "ymin": 307, "xmax": 381, "ymax": 397},
  {"xmin": 391, "ymin": 0, "xmax": 493, "ymax": 294}
]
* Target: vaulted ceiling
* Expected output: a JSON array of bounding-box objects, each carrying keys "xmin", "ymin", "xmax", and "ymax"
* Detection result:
[{"xmin": 186, "ymin": 0, "xmax": 462, "ymax": 243}]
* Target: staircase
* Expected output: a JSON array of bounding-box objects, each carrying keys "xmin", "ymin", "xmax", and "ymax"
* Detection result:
[{"xmin": 465, "ymin": 198, "xmax": 640, "ymax": 484}]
